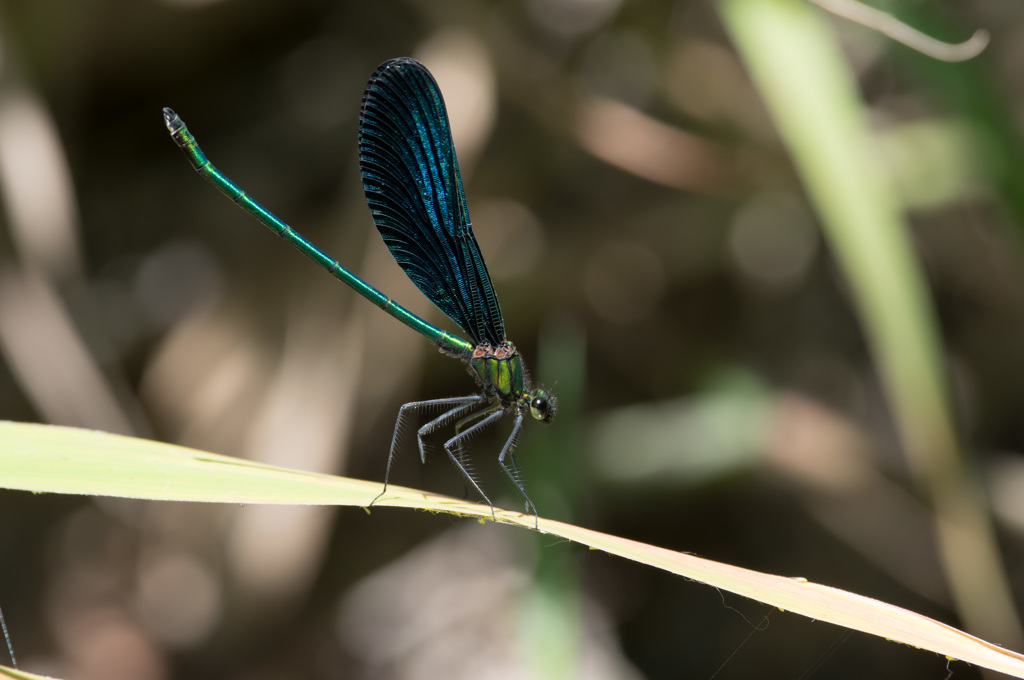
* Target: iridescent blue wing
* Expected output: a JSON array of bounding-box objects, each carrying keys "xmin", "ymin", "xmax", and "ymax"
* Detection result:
[{"xmin": 358, "ymin": 57, "xmax": 505, "ymax": 348}]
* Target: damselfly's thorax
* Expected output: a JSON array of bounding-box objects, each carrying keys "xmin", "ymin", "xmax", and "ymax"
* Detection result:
[
  {"xmin": 469, "ymin": 341, "xmax": 555, "ymax": 423},
  {"xmin": 469, "ymin": 341, "xmax": 523, "ymax": 404}
]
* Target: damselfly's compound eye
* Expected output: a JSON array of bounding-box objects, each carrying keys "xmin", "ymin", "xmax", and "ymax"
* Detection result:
[{"xmin": 530, "ymin": 390, "xmax": 555, "ymax": 423}]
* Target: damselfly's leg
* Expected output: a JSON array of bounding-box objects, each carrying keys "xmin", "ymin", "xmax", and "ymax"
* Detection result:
[
  {"xmin": 497, "ymin": 413, "xmax": 538, "ymax": 526},
  {"xmin": 416, "ymin": 396, "xmax": 488, "ymax": 463},
  {"xmin": 370, "ymin": 395, "xmax": 485, "ymax": 507},
  {"xmin": 444, "ymin": 406, "xmax": 505, "ymax": 519},
  {"xmin": 449, "ymin": 405, "xmax": 500, "ymax": 471}
]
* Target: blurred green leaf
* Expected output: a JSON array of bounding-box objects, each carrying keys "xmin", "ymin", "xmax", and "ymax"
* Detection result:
[{"xmin": 718, "ymin": 0, "xmax": 1022, "ymax": 646}]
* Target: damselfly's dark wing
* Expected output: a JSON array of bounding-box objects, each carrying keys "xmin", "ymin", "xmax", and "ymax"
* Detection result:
[{"xmin": 358, "ymin": 57, "xmax": 505, "ymax": 348}]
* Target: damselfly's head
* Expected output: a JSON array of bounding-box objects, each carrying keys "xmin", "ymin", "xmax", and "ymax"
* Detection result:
[{"xmin": 529, "ymin": 388, "xmax": 556, "ymax": 424}]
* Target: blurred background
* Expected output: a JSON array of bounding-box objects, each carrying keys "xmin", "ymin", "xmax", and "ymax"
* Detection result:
[{"xmin": 0, "ymin": 0, "xmax": 1021, "ymax": 677}]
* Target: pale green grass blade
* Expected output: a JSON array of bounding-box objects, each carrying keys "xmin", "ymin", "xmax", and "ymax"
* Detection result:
[
  {"xmin": 0, "ymin": 665, "xmax": 58, "ymax": 680},
  {"xmin": 0, "ymin": 420, "xmax": 375, "ymax": 506},
  {"xmin": 717, "ymin": 0, "xmax": 1022, "ymax": 647},
  {"xmin": 2, "ymin": 421, "xmax": 1024, "ymax": 675}
]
